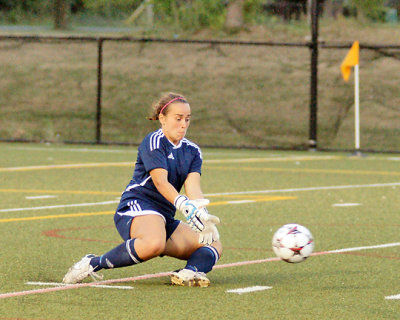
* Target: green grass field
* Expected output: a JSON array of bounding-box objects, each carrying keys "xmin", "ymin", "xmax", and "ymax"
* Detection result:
[{"xmin": 0, "ymin": 142, "xmax": 399, "ymax": 319}]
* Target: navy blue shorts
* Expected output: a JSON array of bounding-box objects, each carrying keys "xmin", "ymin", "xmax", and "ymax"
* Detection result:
[{"xmin": 114, "ymin": 198, "xmax": 180, "ymax": 242}]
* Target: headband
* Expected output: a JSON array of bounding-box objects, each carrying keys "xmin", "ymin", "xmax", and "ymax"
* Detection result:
[{"xmin": 159, "ymin": 97, "xmax": 184, "ymax": 115}]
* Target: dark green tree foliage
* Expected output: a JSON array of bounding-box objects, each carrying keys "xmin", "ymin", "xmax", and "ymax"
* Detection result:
[
  {"xmin": 0, "ymin": 0, "xmax": 53, "ymax": 14},
  {"xmin": 83, "ymin": 0, "xmax": 141, "ymax": 17},
  {"xmin": 351, "ymin": 0, "xmax": 386, "ymax": 21},
  {"xmin": 0, "ymin": 0, "xmax": 13, "ymax": 10},
  {"xmin": 0, "ymin": 0, "xmax": 397, "ymax": 25}
]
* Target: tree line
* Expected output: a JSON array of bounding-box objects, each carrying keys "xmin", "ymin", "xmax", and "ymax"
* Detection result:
[{"xmin": 0, "ymin": 0, "xmax": 398, "ymax": 30}]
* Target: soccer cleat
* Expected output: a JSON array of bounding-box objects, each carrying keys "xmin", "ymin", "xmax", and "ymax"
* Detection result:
[
  {"xmin": 194, "ymin": 271, "xmax": 210, "ymax": 288},
  {"xmin": 62, "ymin": 254, "xmax": 103, "ymax": 284},
  {"xmin": 170, "ymin": 268, "xmax": 210, "ymax": 287}
]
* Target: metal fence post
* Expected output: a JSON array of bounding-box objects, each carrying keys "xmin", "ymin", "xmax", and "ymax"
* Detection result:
[
  {"xmin": 309, "ymin": 0, "xmax": 319, "ymax": 151},
  {"xmin": 96, "ymin": 38, "xmax": 103, "ymax": 144}
]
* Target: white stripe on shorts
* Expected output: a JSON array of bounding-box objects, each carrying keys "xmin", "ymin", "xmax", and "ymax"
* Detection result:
[{"xmin": 116, "ymin": 210, "xmax": 166, "ymax": 224}]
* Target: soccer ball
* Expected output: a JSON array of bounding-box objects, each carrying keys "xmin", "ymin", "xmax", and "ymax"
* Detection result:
[{"xmin": 272, "ymin": 224, "xmax": 314, "ymax": 263}]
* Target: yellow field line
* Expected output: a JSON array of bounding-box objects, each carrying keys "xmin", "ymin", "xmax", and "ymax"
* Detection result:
[
  {"xmin": 0, "ymin": 189, "xmax": 297, "ymax": 197},
  {"xmin": 0, "ymin": 189, "xmax": 120, "ymax": 195},
  {"xmin": 205, "ymin": 156, "xmax": 341, "ymax": 164},
  {"xmin": 0, "ymin": 156, "xmax": 340, "ymax": 172},
  {"xmin": 0, "ymin": 196, "xmax": 295, "ymax": 223},
  {"xmin": 208, "ymin": 196, "xmax": 296, "ymax": 206},
  {"xmin": 204, "ymin": 166, "xmax": 400, "ymax": 176},
  {"xmin": 0, "ymin": 162, "xmax": 132, "ymax": 172},
  {"xmin": 208, "ymin": 194, "xmax": 285, "ymax": 199},
  {"xmin": 0, "ymin": 211, "xmax": 114, "ymax": 223}
]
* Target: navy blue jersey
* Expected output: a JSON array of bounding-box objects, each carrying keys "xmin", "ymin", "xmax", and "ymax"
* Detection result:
[{"xmin": 117, "ymin": 129, "xmax": 202, "ymax": 217}]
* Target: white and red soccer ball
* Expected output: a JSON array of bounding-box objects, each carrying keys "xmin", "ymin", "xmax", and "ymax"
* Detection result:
[{"xmin": 272, "ymin": 224, "xmax": 314, "ymax": 263}]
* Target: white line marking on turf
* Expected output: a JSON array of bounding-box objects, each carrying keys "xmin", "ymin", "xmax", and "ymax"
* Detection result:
[
  {"xmin": 0, "ymin": 162, "xmax": 133, "ymax": 172},
  {"xmin": 25, "ymin": 195, "xmax": 58, "ymax": 200},
  {"xmin": 7, "ymin": 146, "xmax": 138, "ymax": 154},
  {"xmin": 385, "ymin": 294, "xmax": 400, "ymax": 300},
  {"xmin": 332, "ymin": 203, "xmax": 361, "ymax": 207},
  {"xmin": 205, "ymin": 182, "xmax": 400, "ymax": 196},
  {"xmin": 0, "ymin": 200, "xmax": 119, "ymax": 213},
  {"xmin": 1, "ymin": 242, "xmax": 399, "ymax": 300},
  {"xmin": 1, "ymin": 182, "xmax": 398, "ymax": 213},
  {"xmin": 0, "ymin": 156, "xmax": 337, "ymax": 172},
  {"xmin": 226, "ymin": 286, "xmax": 273, "ymax": 294},
  {"xmin": 8, "ymin": 146, "xmax": 260, "ymax": 157},
  {"xmin": 227, "ymin": 200, "xmax": 256, "ymax": 204},
  {"xmin": 319, "ymin": 242, "xmax": 400, "ymax": 254},
  {"xmin": 26, "ymin": 281, "xmax": 133, "ymax": 290},
  {"xmin": 205, "ymin": 155, "xmax": 338, "ymax": 164}
]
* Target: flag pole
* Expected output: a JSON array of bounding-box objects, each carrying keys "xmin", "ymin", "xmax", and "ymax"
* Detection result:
[
  {"xmin": 340, "ymin": 40, "xmax": 361, "ymax": 156},
  {"xmin": 354, "ymin": 63, "xmax": 360, "ymax": 154}
]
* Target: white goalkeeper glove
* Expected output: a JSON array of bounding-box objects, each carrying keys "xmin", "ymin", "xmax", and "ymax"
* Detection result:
[
  {"xmin": 198, "ymin": 209, "xmax": 220, "ymax": 245},
  {"xmin": 174, "ymin": 195, "xmax": 210, "ymax": 232}
]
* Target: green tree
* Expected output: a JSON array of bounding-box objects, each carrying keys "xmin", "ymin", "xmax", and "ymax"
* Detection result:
[
  {"xmin": 350, "ymin": 0, "xmax": 386, "ymax": 21},
  {"xmin": 83, "ymin": 0, "xmax": 139, "ymax": 17}
]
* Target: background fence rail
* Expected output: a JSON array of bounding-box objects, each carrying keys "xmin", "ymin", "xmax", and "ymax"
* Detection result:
[{"xmin": 0, "ymin": 35, "xmax": 399, "ymax": 152}]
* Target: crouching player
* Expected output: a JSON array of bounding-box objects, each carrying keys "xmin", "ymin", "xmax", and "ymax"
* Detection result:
[{"xmin": 63, "ymin": 92, "xmax": 221, "ymax": 287}]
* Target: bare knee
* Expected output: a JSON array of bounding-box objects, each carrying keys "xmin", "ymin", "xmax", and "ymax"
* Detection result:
[
  {"xmin": 135, "ymin": 237, "xmax": 166, "ymax": 260},
  {"xmin": 144, "ymin": 237, "xmax": 166, "ymax": 258}
]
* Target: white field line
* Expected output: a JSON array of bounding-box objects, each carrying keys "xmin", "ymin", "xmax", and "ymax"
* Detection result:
[
  {"xmin": 0, "ymin": 200, "xmax": 119, "ymax": 213},
  {"xmin": 5, "ymin": 145, "xmax": 399, "ymax": 160},
  {"xmin": 205, "ymin": 182, "xmax": 400, "ymax": 197},
  {"xmin": 2, "ymin": 154, "xmax": 399, "ymax": 173},
  {"xmin": 385, "ymin": 294, "xmax": 400, "ymax": 300},
  {"xmin": 0, "ymin": 162, "xmax": 133, "ymax": 172},
  {"xmin": 227, "ymin": 200, "xmax": 255, "ymax": 204},
  {"xmin": 1, "ymin": 182, "xmax": 399, "ymax": 214},
  {"xmin": 204, "ymin": 155, "xmax": 338, "ymax": 164},
  {"xmin": 6, "ymin": 146, "xmax": 276, "ymax": 158},
  {"xmin": 226, "ymin": 286, "xmax": 273, "ymax": 294},
  {"xmin": 25, "ymin": 195, "xmax": 58, "ymax": 200},
  {"xmin": 0, "ymin": 242, "xmax": 399, "ymax": 300},
  {"xmin": 0, "ymin": 155, "xmax": 339, "ymax": 172},
  {"xmin": 25, "ymin": 281, "xmax": 133, "ymax": 290},
  {"xmin": 332, "ymin": 203, "xmax": 361, "ymax": 207},
  {"xmin": 317, "ymin": 242, "xmax": 400, "ymax": 254},
  {"xmin": 6, "ymin": 146, "xmax": 139, "ymax": 154}
]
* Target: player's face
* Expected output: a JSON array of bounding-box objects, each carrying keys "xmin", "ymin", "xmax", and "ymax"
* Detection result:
[{"xmin": 160, "ymin": 102, "xmax": 191, "ymax": 145}]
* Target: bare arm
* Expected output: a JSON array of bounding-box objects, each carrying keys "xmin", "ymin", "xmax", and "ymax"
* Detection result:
[
  {"xmin": 184, "ymin": 172, "xmax": 204, "ymax": 199},
  {"xmin": 150, "ymin": 169, "xmax": 204, "ymax": 204},
  {"xmin": 150, "ymin": 168, "xmax": 179, "ymax": 204}
]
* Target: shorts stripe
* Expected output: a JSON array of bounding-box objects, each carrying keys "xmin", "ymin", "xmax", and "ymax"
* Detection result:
[
  {"xmin": 125, "ymin": 176, "xmax": 152, "ymax": 192},
  {"xmin": 116, "ymin": 209, "xmax": 166, "ymax": 224}
]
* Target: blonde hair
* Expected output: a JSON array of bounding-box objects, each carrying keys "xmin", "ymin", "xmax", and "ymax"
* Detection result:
[{"xmin": 148, "ymin": 92, "xmax": 188, "ymax": 120}]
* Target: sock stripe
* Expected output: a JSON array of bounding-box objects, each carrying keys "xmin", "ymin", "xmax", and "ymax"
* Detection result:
[
  {"xmin": 126, "ymin": 239, "xmax": 141, "ymax": 264},
  {"xmin": 205, "ymin": 245, "xmax": 219, "ymax": 265}
]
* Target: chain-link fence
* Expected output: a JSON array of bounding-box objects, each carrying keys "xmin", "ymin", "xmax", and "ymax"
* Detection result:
[{"xmin": 0, "ymin": 36, "xmax": 399, "ymax": 152}]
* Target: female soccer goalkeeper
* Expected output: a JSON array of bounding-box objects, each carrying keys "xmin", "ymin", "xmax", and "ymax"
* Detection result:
[{"xmin": 63, "ymin": 92, "xmax": 222, "ymax": 287}]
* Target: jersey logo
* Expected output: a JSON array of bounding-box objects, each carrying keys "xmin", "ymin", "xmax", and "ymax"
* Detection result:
[{"xmin": 168, "ymin": 152, "xmax": 175, "ymax": 160}]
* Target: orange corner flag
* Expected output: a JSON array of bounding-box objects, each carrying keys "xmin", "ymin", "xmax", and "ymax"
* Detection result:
[{"xmin": 340, "ymin": 41, "xmax": 359, "ymax": 81}]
